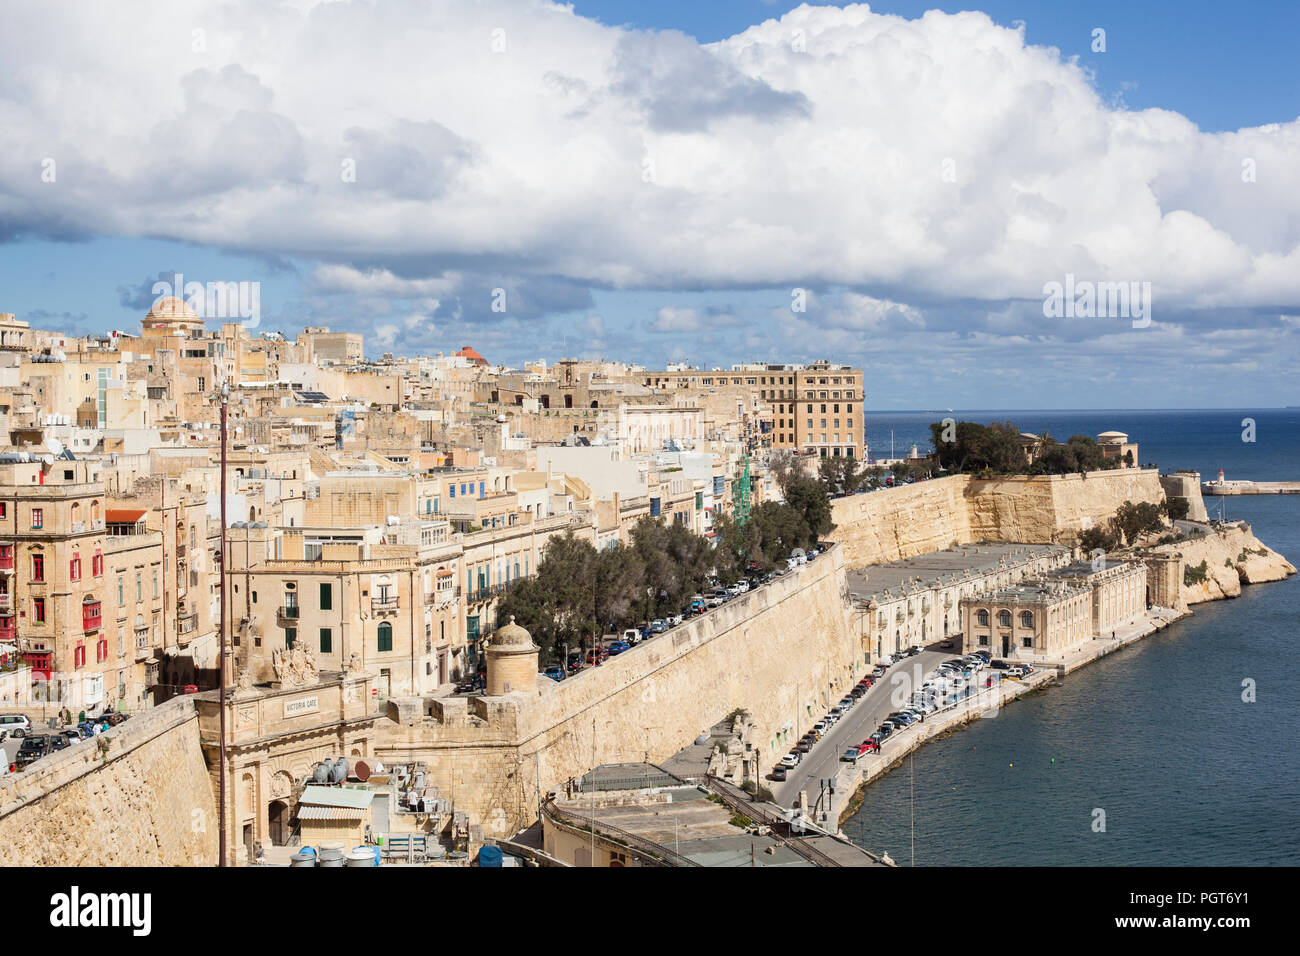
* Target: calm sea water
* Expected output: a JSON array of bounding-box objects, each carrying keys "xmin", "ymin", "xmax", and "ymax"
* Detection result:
[{"xmin": 844, "ymin": 409, "xmax": 1300, "ymax": 866}]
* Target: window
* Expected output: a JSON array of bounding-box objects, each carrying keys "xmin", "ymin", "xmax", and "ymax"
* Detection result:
[
  {"xmin": 1022, "ymin": 637, "xmax": 1033, "ymax": 648},
  {"xmin": 117, "ymin": 576, "xmax": 125, "ymax": 605},
  {"xmin": 377, "ymin": 622, "xmax": 393, "ymax": 652},
  {"xmin": 31, "ymin": 508, "xmax": 42, "ymax": 529},
  {"xmin": 32, "ymin": 554, "xmax": 44, "ymax": 582},
  {"xmin": 998, "ymin": 610, "xmax": 1012, "ymax": 628},
  {"xmin": 319, "ymin": 582, "xmax": 332, "ymax": 610},
  {"xmin": 0, "ymin": 502, "xmax": 5, "ymax": 518},
  {"xmin": 320, "ymin": 628, "xmax": 332, "ymax": 654},
  {"xmin": 1020, "ymin": 611, "xmax": 1034, "ymax": 628},
  {"xmin": 978, "ymin": 635, "xmax": 989, "ymax": 646},
  {"xmin": 285, "ymin": 627, "xmax": 297, "ymax": 648},
  {"xmin": 976, "ymin": 609, "xmax": 990, "ymax": 627},
  {"xmin": 74, "ymin": 644, "xmax": 86, "ymax": 668},
  {"xmin": 136, "ymin": 573, "xmax": 143, "ymax": 601},
  {"xmin": 70, "ymin": 554, "xmax": 81, "ymax": 580},
  {"xmin": 92, "ymin": 551, "xmax": 103, "ymax": 576},
  {"xmin": 34, "ymin": 598, "xmax": 46, "ymax": 622},
  {"xmin": 198, "ymin": 376, "xmax": 206, "ymax": 392}
]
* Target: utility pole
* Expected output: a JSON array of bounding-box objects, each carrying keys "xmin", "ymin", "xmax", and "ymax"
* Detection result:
[{"xmin": 218, "ymin": 384, "xmax": 228, "ymax": 867}]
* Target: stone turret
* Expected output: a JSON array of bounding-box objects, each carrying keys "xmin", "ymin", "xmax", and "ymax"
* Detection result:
[{"xmin": 485, "ymin": 616, "xmax": 539, "ymax": 696}]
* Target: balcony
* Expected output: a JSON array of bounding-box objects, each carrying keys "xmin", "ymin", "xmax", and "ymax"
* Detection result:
[
  {"xmin": 177, "ymin": 611, "xmax": 198, "ymax": 639},
  {"xmin": 19, "ymin": 636, "xmax": 48, "ymax": 654},
  {"xmin": 0, "ymin": 592, "xmax": 10, "ymax": 611},
  {"xmin": 135, "ymin": 629, "xmax": 151, "ymax": 660},
  {"xmin": 0, "ymin": 624, "xmax": 15, "ymax": 643},
  {"xmin": 425, "ymin": 585, "xmax": 461, "ymax": 607},
  {"xmin": 0, "ymin": 549, "xmax": 12, "ymax": 571},
  {"xmin": 467, "ymin": 583, "xmax": 507, "ymax": 605},
  {"xmin": 82, "ymin": 603, "xmax": 103, "ymax": 632},
  {"xmin": 278, "ymin": 605, "xmax": 300, "ymax": 623},
  {"xmin": 371, "ymin": 596, "xmax": 400, "ymax": 618}
]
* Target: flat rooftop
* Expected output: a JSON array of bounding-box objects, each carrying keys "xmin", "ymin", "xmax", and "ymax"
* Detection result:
[{"xmin": 847, "ymin": 541, "xmax": 1070, "ymax": 601}]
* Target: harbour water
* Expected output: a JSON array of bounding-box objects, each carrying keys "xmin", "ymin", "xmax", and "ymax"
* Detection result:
[{"xmin": 843, "ymin": 409, "xmax": 1300, "ymax": 866}]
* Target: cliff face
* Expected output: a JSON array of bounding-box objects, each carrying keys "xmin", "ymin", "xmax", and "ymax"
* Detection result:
[
  {"xmin": 831, "ymin": 469, "xmax": 1167, "ymax": 565},
  {"xmin": 1151, "ymin": 522, "xmax": 1296, "ymax": 604}
]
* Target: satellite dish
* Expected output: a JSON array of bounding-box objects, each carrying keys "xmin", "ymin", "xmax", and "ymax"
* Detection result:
[{"xmin": 47, "ymin": 438, "xmax": 64, "ymax": 457}]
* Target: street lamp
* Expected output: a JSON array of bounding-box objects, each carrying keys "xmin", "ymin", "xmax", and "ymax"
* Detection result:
[{"xmin": 217, "ymin": 383, "xmax": 229, "ymax": 868}]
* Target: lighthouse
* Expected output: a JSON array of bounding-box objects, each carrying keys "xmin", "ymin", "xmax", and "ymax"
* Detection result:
[{"xmin": 1217, "ymin": 468, "xmax": 1225, "ymax": 483}]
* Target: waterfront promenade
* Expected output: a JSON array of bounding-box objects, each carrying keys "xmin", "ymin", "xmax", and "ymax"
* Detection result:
[{"xmin": 780, "ymin": 604, "xmax": 1189, "ymax": 828}]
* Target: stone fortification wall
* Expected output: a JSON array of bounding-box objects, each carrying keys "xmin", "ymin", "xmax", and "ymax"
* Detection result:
[
  {"xmin": 0, "ymin": 697, "xmax": 217, "ymax": 866},
  {"xmin": 376, "ymin": 549, "xmax": 860, "ymax": 834},
  {"xmin": 831, "ymin": 469, "xmax": 1167, "ymax": 566},
  {"xmin": 829, "ymin": 476, "xmax": 973, "ymax": 566}
]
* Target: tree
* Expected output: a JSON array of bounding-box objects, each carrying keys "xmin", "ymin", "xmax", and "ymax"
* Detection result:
[
  {"xmin": 1079, "ymin": 525, "xmax": 1119, "ymax": 555},
  {"xmin": 768, "ymin": 450, "xmax": 801, "ymax": 493},
  {"xmin": 929, "ymin": 420, "xmax": 1028, "ymax": 474},
  {"xmin": 818, "ymin": 455, "xmax": 864, "ymax": 496},
  {"xmin": 1161, "ymin": 496, "xmax": 1190, "ymax": 522},
  {"xmin": 780, "ymin": 475, "xmax": 834, "ymax": 543},
  {"xmin": 1112, "ymin": 500, "xmax": 1164, "ymax": 545}
]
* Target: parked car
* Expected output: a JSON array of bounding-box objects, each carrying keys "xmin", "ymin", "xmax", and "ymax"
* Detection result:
[
  {"xmin": 906, "ymin": 645, "xmax": 922, "ymax": 657},
  {"xmin": 543, "ymin": 665, "xmax": 566, "ymax": 682},
  {"xmin": 667, "ymin": 614, "xmax": 684, "ymax": 627},
  {"xmin": 650, "ymin": 620, "xmax": 669, "ymax": 634},
  {"xmin": 862, "ymin": 738, "xmax": 880, "ymax": 752},
  {"xmin": 608, "ymin": 641, "xmax": 630, "ymax": 656},
  {"xmin": 796, "ymin": 739, "xmax": 812, "ymax": 754},
  {"xmin": 0, "ymin": 714, "xmax": 32, "ymax": 738},
  {"xmin": 989, "ymin": 659, "xmax": 1011, "ymax": 670},
  {"xmin": 938, "ymin": 639, "xmax": 956, "ymax": 650},
  {"xmin": 780, "ymin": 752, "xmax": 801, "ymax": 769},
  {"xmin": 15, "ymin": 735, "xmax": 52, "ymax": 769},
  {"xmin": 842, "ymin": 744, "xmax": 869, "ymax": 763},
  {"xmin": 690, "ymin": 596, "xmax": 707, "ymax": 614},
  {"xmin": 567, "ymin": 652, "xmax": 583, "ymax": 672},
  {"xmin": 813, "ymin": 719, "xmax": 831, "ymax": 735},
  {"xmin": 770, "ymin": 765, "xmax": 788, "ymax": 781}
]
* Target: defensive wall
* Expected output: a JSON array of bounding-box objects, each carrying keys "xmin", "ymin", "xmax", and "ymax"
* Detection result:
[
  {"xmin": 1150, "ymin": 521, "xmax": 1295, "ymax": 604},
  {"xmin": 0, "ymin": 696, "xmax": 217, "ymax": 866},
  {"xmin": 830, "ymin": 469, "xmax": 1168, "ymax": 566},
  {"xmin": 376, "ymin": 547, "xmax": 863, "ymax": 835}
]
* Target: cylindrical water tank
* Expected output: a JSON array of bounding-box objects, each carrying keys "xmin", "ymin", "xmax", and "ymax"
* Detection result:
[
  {"xmin": 328, "ymin": 760, "xmax": 347, "ymax": 784},
  {"xmin": 350, "ymin": 845, "xmax": 379, "ymax": 867},
  {"xmin": 318, "ymin": 843, "xmax": 345, "ymax": 867},
  {"xmin": 345, "ymin": 849, "xmax": 375, "ymax": 867},
  {"xmin": 478, "ymin": 846, "xmax": 503, "ymax": 867},
  {"xmin": 313, "ymin": 761, "xmax": 331, "ymax": 784},
  {"xmin": 334, "ymin": 756, "xmax": 350, "ymax": 780},
  {"xmin": 413, "ymin": 770, "xmax": 425, "ymax": 790},
  {"xmin": 290, "ymin": 852, "xmax": 317, "ymax": 867}
]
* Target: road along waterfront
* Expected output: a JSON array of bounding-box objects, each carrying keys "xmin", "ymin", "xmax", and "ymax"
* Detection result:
[{"xmin": 782, "ymin": 603, "xmax": 1190, "ymax": 831}]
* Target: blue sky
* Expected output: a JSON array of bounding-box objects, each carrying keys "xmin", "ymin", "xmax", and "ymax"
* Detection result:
[{"xmin": 1, "ymin": 0, "xmax": 1297, "ymax": 408}]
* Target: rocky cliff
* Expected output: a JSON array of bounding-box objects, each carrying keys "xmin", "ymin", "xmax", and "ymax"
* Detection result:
[{"xmin": 1150, "ymin": 522, "xmax": 1296, "ymax": 604}]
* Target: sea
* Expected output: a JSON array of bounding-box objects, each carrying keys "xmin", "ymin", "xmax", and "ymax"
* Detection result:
[{"xmin": 842, "ymin": 408, "xmax": 1300, "ymax": 866}]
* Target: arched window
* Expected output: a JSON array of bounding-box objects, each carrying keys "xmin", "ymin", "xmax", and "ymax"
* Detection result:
[
  {"xmin": 976, "ymin": 609, "xmax": 989, "ymax": 627},
  {"xmin": 1020, "ymin": 611, "xmax": 1034, "ymax": 629},
  {"xmin": 998, "ymin": 610, "xmax": 1012, "ymax": 628},
  {"xmin": 377, "ymin": 622, "xmax": 393, "ymax": 653}
]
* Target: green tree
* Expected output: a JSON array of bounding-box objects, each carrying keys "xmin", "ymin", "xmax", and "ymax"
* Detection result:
[
  {"xmin": 818, "ymin": 455, "xmax": 864, "ymax": 496},
  {"xmin": 1161, "ymin": 496, "xmax": 1190, "ymax": 522},
  {"xmin": 1113, "ymin": 500, "xmax": 1164, "ymax": 545},
  {"xmin": 780, "ymin": 475, "xmax": 834, "ymax": 543}
]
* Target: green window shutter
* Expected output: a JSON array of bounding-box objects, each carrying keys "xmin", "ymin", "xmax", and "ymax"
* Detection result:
[
  {"xmin": 320, "ymin": 628, "xmax": 332, "ymax": 654},
  {"xmin": 378, "ymin": 622, "xmax": 392, "ymax": 652},
  {"xmin": 319, "ymin": 582, "xmax": 332, "ymax": 610}
]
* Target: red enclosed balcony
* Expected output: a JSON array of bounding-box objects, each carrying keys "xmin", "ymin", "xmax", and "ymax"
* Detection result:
[
  {"xmin": 0, "ymin": 545, "xmax": 13, "ymax": 571},
  {"xmin": 82, "ymin": 600, "xmax": 103, "ymax": 632},
  {"xmin": 0, "ymin": 618, "xmax": 14, "ymax": 642}
]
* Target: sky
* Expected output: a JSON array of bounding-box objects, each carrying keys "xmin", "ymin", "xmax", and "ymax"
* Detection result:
[{"xmin": 1, "ymin": 0, "xmax": 1298, "ymax": 409}]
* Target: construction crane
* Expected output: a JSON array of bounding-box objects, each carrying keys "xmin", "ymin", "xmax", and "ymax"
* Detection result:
[{"xmin": 732, "ymin": 439, "xmax": 753, "ymax": 527}]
